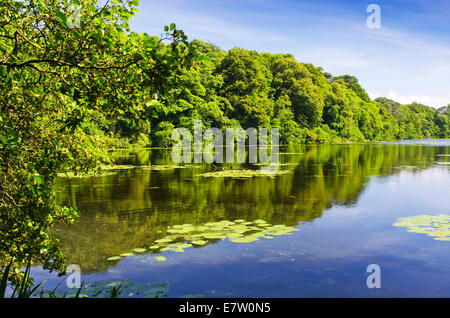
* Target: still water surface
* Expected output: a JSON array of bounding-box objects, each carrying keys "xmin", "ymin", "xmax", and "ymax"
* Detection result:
[{"xmin": 31, "ymin": 142, "xmax": 450, "ymax": 297}]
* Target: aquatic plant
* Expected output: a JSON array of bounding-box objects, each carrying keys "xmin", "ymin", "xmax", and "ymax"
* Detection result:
[
  {"xmin": 101, "ymin": 165, "xmax": 137, "ymax": 170},
  {"xmin": 1, "ymin": 259, "xmax": 45, "ymax": 298},
  {"xmin": 57, "ymin": 171, "xmax": 118, "ymax": 178},
  {"xmin": 140, "ymin": 165, "xmax": 193, "ymax": 171},
  {"xmin": 106, "ymin": 219, "xmax": 299, "ymax": 261},
  {"xmin": 393, "ymin": 214, "xmax": 450, "ymax": 241},
  {"xmin": 197, "ymin": 169, "xmax": 292, "ymax": 178}
]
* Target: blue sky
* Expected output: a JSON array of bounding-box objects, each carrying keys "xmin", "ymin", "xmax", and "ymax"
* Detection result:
[{"xmin": 129, "ymin": 0, "xmax": 450, "ymax": 108}]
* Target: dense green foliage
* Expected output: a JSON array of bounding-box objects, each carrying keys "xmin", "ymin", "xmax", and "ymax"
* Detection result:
[
  {"xmin": 0, "ymin": 0, "xmax": 195, "ymax": 282},
  {"xmin": 0, "ymin": 0, "xmax": 449, "ymax": 291},
  {"xmin": 103, "ymin": 41, "xmax": 449, "ymax": 147}
]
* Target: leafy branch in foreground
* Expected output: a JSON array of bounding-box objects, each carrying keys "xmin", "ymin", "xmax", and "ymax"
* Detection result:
[
  {"xmin": 0, "ymin": 0, "xmax": 196, "ymax": 285},
  {"xmin": 0, "ymin": 258, "xmax": 45, "ymax": 298}
]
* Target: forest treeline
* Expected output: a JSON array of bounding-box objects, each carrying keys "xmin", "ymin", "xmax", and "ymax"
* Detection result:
[{"xmin": 86, "ymin": 40, "xmax": 450, "ymax": 147}]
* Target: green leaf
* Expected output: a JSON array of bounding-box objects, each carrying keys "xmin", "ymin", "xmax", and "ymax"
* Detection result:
[
  {"xmin": 199, "ymin": 55, "xmax": 211, "ymax": 62},
  {"xmin": 32, "ymin": 175, "xmax": 43, "ymax": 185},
  {"xmin": 0, "ymin": 134, "xmax": 7, "ymax": 145},
  {"xmin": 55, "ymin": 11, "xmax": 68, "ymax": 28},
  {"xmin": 170, "ymin": 23, "xmax": 176, "ymax": 31},
  {"xmin": 162, "ymin": 105, "xmax": 169, "ymax": 115}
]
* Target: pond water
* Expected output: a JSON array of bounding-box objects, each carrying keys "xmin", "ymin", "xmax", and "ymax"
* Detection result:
[{"xmin": 31, "ymin": 142, "xmax": 450, "ymax": 297}]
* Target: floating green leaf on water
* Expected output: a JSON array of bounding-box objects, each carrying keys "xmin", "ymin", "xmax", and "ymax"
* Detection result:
[
  {"xmin": 120, "ymin": 252, "xmax": 133, "ymax": 257},
  {"xmin": 140, "ymin": 164, "xmax": 193, "ymax": 171},
  {"xmin": 57, "ymin": 171, "xmax": 117, "ymax": 178},
  {"xmin": 230, "ymin": 237, "xmax": 259, "ymax": 243},
  {"xmin": 101, "ymin": 165, "xmax": 136, "ymax": 170},
  {"xmin": 197, "ymin": 169, "xmax": 292, "ymax": 178},
  {"xmin": 203, "ymin": 233, "xmax": 226, "ymax": 240},
  {"xmin": 106, "ymin": 256, "xmax": 122, "ymax": 261},
  {"xmin": 160, "ymin": 219, "xmax": 298, "ymax": 246},
  {"xmin": 191, "ymin": 240, "xmax": 207, "ymax": 246},
  {"xmin": 393, "ymin": 214, "xmax": 450, "ymax": 241},
  {"xmin": 155, "ymin": 256, "xmax": 166, "ymax": 261},
  {"xmin": 108, "ymin": 219, "xmax": 301, "ymax": 262},
  {"xmin": 177, "ymin": 243, "xmax": 193, "ymax": 248},
  {"xmin": 155, "ymin": 238, "xmax": 173, "ymax": 244}
]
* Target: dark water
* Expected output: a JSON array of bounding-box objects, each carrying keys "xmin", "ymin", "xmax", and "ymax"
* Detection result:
[{"xmin": 31, "ymin": 142, "xmax": 450, "ymax": 297}]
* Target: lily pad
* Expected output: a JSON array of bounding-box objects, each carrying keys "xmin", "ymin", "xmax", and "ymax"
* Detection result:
[
  {"xmin": 124, "ymin": 219, "xmax": 300, "ymax": 260},
  {"xmin": 230, "ymin": 237, "xmax": 260, "ymax": 243},
  {"xmin": 101, "ymin": 165, "xmax": 136, "ymax": 170},
  {"xmin": 155, "ymin": 238, "xmax": 173, "ymax": 244},
  {"xmin": 197, "ymin": 169, "xmax": 292, "ymax": 178},
  {"xmin": 191, "ymin": 240, "xmax": 207, "ymax": 246},
  {"xmin": 393, "ymin": 214, "xmax": 450, "ymax": 241},
  {"xmin": 120, "ymin": 252, "xmax": 133, "ymax": 257}
]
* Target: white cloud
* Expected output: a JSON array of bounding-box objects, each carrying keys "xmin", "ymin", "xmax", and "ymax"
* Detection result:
[{"xmin": 369, "ymin": 91, "xmax": 450, "ymax": 108}]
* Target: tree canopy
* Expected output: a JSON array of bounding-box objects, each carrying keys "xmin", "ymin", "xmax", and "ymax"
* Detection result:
[
  {"xmin": 140, "ymin": 42, "xmax": 448, "ymax": 147},
  {"xmin": 0, "ymin": 0, "xmax": 196, "ymax": 279}
]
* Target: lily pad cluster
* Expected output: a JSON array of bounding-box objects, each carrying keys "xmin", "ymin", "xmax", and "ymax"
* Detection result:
[
  {"xmin": 106, "ymin": 219, "xmax": 299, "ymax": 261},
  {"xmin": 101, "ymin": 165, "xmax": 137, "ymax": 170},
  {"xmin": 197, "ymin": 169, "xmax": 292, "ymax": 178},
  {"xmin": 393, "ymin": 214, "xmax": 450, "ymax": 241},
  {"xmin": 57, "ymin": 164, "xmax": 193, "ymax": 178},
  {"xmin": 139, "ymin": 164, "xmax": 193, "ymax": 171},
  {"xmin": 56, "ymin": 171, "xmax": 118, "ymax": 178},
  {"xmin": 157, "ymin": 219, "xmax": 299, "ymax": 246}
]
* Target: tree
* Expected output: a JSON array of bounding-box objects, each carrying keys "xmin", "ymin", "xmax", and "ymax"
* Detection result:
[
  {"xmin": 0, "ymin": 0, "xmax": 195, "ymax": 280},
  {"xmin": 271, "ymin": 55, "xmax": 325, "ymax": 127},
  {"xmin": 333, "ymin": 75, "xmax": 371, "ymax": 102},
  {"xmin": 216, "ymin": 48, "xmax": 273, "ymax": 128}
]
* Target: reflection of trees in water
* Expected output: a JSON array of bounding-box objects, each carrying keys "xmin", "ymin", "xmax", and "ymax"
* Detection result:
[{"xmin": 52, "ymin": 144, "xmax": 442, "ymax": 273}]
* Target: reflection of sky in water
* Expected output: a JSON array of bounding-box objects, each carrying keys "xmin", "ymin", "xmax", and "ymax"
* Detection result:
[{"xmin": 30, "ymin": 144, "xmax": 450, "ymax": 297}]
